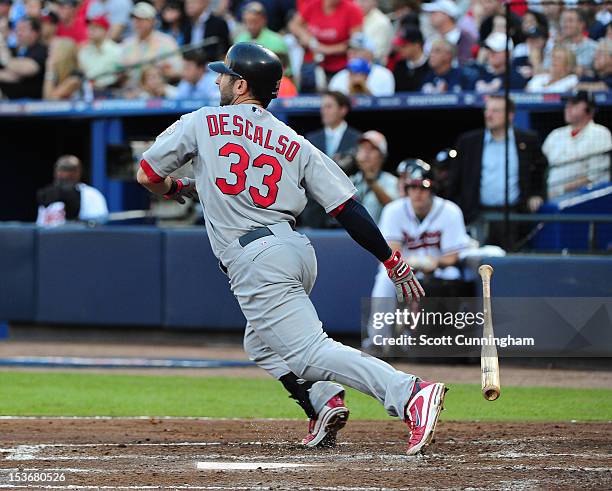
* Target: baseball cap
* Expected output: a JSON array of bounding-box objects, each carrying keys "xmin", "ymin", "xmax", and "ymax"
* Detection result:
[
  {"xmin": 347, "ymin": 58, "xmax": 371, "ymax": 75},
  {"xmin": 132, "ymin": 2, "xmax": 157, "ymax": 19},
  {"xmin": 359, "ymin": 130, "xmax": 388, "ymax": 156},
  {"xmin": 242, "ymin": 1, "xmax": 267, "ymax": 16},
  {"xmin": 484, "ymin": 32, "xmax": 513, "ymax": 52},
  {"xmin": 393, "ymin": 25, "xmax": 424, "ymax": 47},
  {"xmin": 421, "ymin": 0, "xmax": 459, "ymax": 19},
  {"xmin": 56, "ymin": 0, "xmax": 78, "ymax": 6},
  {"xmin": 87, "ymin": 15, "xmax": 110, "ymax": 30},
  {"xmin": 563, "ymin": 90, "xmax": 596, "ymax": 108},
  {"xmin": 41, "ymin": 10, "xmax": 59, "ymax": 23},
  {"xmin": 349, "ymin": 32, "xmax": 376, "ymax": 53}
]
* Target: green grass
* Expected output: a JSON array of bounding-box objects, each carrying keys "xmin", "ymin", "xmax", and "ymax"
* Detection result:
[{"xmin": 0, "ymin": 372, "xmax": 610, "ymax": 421}]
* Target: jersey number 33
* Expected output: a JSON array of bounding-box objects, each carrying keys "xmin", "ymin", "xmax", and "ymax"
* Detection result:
[{"xmin": 215, "ymin": 142, "xmax": 282, "ymax": 208}]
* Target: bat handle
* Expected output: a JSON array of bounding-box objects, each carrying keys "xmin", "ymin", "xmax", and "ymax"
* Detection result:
[{"xmin": 478, "ymin": 264, "xmax": 493, "ymax": 298}]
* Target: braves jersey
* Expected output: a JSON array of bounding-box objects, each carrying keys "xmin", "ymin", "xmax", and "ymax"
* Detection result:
[
  {"xmin": 143, "ymin": 104, "xmax": 357, "ymax": 258},
  {"xmin": 378, "ymin": 196, "xmax": 471, "ymax": 280}
]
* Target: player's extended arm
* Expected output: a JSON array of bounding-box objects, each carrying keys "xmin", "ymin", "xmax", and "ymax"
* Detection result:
[
  {"xmin": 137, "ymin": 160, "xmax": 198, "ymax": 204},
  {"xmin": 331, "ymin": 198, "xmax": 425, "ymax": 302}
]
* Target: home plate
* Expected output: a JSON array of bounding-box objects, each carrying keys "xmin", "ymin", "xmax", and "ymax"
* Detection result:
[{"xmin": 197, "ymin": 462, "xmax": 314, "ymax": 470}]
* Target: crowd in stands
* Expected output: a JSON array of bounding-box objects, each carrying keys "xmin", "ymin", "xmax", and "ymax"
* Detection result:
[{"xmin": 0, "ymin": 0, "xmax": 610, "ymax": 100}]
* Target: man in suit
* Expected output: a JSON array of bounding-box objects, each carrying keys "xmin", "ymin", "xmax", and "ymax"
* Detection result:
[
  {"xmin": 299, "ymin": 91, "xmax": 361, "ymax": 228},
  {"xmin": 183, "ymin": 0, "xmax": 230, "ymax": 61},
  {"xmin": 306, "ymin": 90, "xmax": 361, "ymax": 174},
  {"xmin": 448, "ymin": 95, "xmax": 548, "ymax": 249}
]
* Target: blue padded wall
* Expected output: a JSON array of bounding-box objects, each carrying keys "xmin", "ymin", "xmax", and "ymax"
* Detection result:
[
  {"xmin": 0, "ymin": 225, "xmax": 36, "ymax": 320},
  {"xmin": 36, "ymin": 227, "xmax": 163, "ymax": 325},
  {"xmin": 163, "ymin": 228, "xmax": 245, "ymax": 329}
]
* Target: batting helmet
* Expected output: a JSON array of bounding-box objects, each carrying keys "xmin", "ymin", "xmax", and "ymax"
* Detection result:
[
  {"xmin": 404, "ymin": 160, "xmax": 434, "ymax": 190},
  {"xmin": 208, "ymin": 42, "xmax": 283, "ymax": 100}
]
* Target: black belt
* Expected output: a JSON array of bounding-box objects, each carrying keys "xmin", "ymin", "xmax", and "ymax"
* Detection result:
[
  {"xmin": 219, "ymin": 227, "xmax": 274, "ymax": 275},
  {"xmin": 238, "ymin": 226, "xmax": 273, "ymax": 247}
]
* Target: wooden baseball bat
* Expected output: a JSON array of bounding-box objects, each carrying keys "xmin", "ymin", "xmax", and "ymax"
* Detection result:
[{"xmin": 478, "ymin": 264, "xmax": 501, "ymax": 401}]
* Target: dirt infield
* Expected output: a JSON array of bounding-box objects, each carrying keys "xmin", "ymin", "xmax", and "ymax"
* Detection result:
[{"xmin": 1, "ymin": 418, "xmax": 611, "ymax": 489}]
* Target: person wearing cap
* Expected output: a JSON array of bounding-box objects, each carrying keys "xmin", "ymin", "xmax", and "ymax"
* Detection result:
[
  {"xmin": 542, "ymin": 90, "xmax": 611, "ymax": 199},
  {"xmin": 449, "ymin": 94, "xmax": 548, "ymax": 247},
  {"xmin": 392, "ymin": 25, "xmax": 429, "ymax": 92},
  {"xmin": 56, "ymin": 0, "xmax": 88, "ymax": 44},
  {"xmin": 173, "ymin": 48, "xmax": 218, "ymax": 100},
  {"xmin": 120, "ymin": 2, "xmax": 182, "ymax": 90},
  {"xmin": 526, "ymin": 45, "xmax": 579, "ymax": 93},
  {"xmin": 513, "ymin": 25, "xmax": 548, "ymax": 80},
  {"xmin": 420, "ymin": 38, "xmax": 473, "ymax": 93},
  {"xmin": 78, "ymin": 15, "xmax": 121, "ymax": 89},
  {"xmin": 182, "ymin": 0, "xmax": 230, "ymax": 62},
  {"xmin": 351, "ymin": 130, "xmax": 399, "ymax": 223},
  {"xmin": 363, "ymin": 158, "xmax": 473, "ymax": 350},
  {"xmin": 544, "ymin": 9, "xmax": 598, "ymax": 77},
  {"xmin": 328, "ymin": 32, "xmax": 395, "ymax": 96},
  {"xmin": 36, "ymin": 154, "xmax": 109, "ymax": 226},
  {"xmin": 0, "ymin": 16, "xmax": 48, "ymax": 99},
  {"xmin": 40, "ymin": 10, "xmax": 60, "ymax": 45},
  {"xmin": 473, "ymin": 32, "xmax": 527, "ymax": 93},
  {"xmin": 356, "ymin": 0, "xmax": 393, "ymax": 63},
  {"xmin": 234, "ymin": 2, "xmax": 288, "ymax": 57},
  {"xmin": 86, "ymin": 0, "xmax": 134, "ymax": 42},
  {"xmin": 422, "ymin": 0, "xmax": 476, "ymax": 66}
]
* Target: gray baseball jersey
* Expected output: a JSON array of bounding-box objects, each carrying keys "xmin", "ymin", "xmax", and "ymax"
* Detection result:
[
  {"xmin": 142, "ymin": 104, "xmax": 356, "ymax": 259},
  {"xmin": 143, "ymin": 102, "xmax": 419, "ymax": 422}
]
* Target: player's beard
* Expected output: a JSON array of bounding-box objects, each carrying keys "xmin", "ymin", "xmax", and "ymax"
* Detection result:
[{"xmin": 219, "ymin": 78, "xmax": 237, "ymax": 106}]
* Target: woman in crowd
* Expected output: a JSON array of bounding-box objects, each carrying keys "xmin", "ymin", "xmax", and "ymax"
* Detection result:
[
  {"xmin": 43, "ymin": 36, "xmax": 82, "ymax": 99},
  {"xmin": 526, "ymin": 45, "xmax": 578, "ymax": 93},
  {"xmin": 137, "ymin": 64, "xmax": 177, "ymax": 98}
]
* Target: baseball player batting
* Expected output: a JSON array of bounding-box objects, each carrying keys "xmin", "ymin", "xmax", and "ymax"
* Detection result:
[{"xmin": 137, "ymin": 43, "xmax": 446, "ymax": 455}]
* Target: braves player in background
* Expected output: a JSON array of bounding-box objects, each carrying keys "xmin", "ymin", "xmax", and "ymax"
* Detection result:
[
  {"xmin": 365, "ymin": 161, "xmax": 472, "ymax": 347},
  {"xmin": 137, "ymin": 43, "xmax": 446, "ymax": 455}
]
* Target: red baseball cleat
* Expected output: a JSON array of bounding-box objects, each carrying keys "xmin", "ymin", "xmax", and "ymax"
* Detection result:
[
  {"xmin": 405, "ymin": 381, "xmax": 447, "ymax": 456},
  {"xmin": 302, "ymin": 393, "xmax": 350, "ymax": 448}
]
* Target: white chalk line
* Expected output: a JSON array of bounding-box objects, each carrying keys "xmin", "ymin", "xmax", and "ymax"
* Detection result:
[
  {"xmin": 0, "ymin": 416, "xmax": 296, "ymax": 421},
  {"xmin": 0, "ymin": 486, "xmax": 416, "ymax": 490}
]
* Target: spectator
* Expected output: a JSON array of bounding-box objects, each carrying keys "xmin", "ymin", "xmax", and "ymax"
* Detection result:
[
  {"xmin": 160, "ymin": 1, "xmax": 188, "ymax": 46},
  {"xmin": 183, "ymin": 0, "xmax": 230, "ymax": 61},
  {"xmin": 526, "ymin": 45, "xmax": 578, "ymax": 93},
  {"xmin": 392, "ymin": 25, "xmax": 428, "ymax": 92},
  {"xmin": 474, "ymin": 32, "xmax": 527, "ymax": 93},
  {"xmin": 0, "ymin": 0, "xmax": 11, "ymax": 43},
  {"xmin": 421, "ymin": 0, "xmax": 476, "ymax": 66},
  {"xmin": 234, "ymin": 2, "xmax": 288, "ymax": 56},
  {"xmin": 578, "ymin": 38, "xmax": 612, "ymax": 91},
  {"xmin": 78, "ymin": 15, "xmax": 121, "ymax": 90},
  {"xmin": 546, "ymin": 9, "xmax": 598, "ymax": 77},
  {"xmin": 0, "ymin": 17, "xmax": 47, "ymax": 99},
  {"xmin": 87, "ymin": 0, "xmax": 133, "ymax": 42},
  {"xmin": 305, "ymin": 90, "xmax": 361, "ymax": 166},
  {"xmin": 40, "ymin": 10, "xmax": 60, "ymax": 45},
  {"xmin": 589, "ymin": 2, "xmax": 611, "ymax": 40},
  {"xmin": 174, "ymin": 49, "xmax": 218, "ymax": 99},
  {"xmin": 120, "ymin": 2, "xmax": 182, "ymax": 90},
  {"xmin": 138, "ymin": 64, "xmax": 177, "ymax": 98},
  {"xmin": 449, "ymin": 95, "xmax": 548, "ymax": 247},
  {"xmin": 328, "ymin": 32, "xmax": 395, "ymax": 96},
  {"xmin": 56, "ymin": 0, "xmax": 88, "ymax": 44},
  {"xmin": 288, "ymin": 0, "xmax": 363, "ymax": 89},
  {"xmin": 513, "ymin": 25, "xmax": 548, "ymax": 80},
  {"xmin": 277, "ymin": 52, "xmax": 298, "ymax": 97},
  {"xmin": 520, "ymin": 9, "xmax": 549, "ymax": 37},
  {"xmin": 37, "ymin": 154, "xmax": 108, "ymax": 226},
  {"xmin": 43, "ymin": 36, "xmax": 81, "ymax": 99},
  {"xmin": 234, "ymin": 0, "xmax": 295, "ymax": 33},
  {"xmin": 356, "ymin": 0, "xmax": 393, "ymax": 63},
  {"xmin": 543, "ymin": 91, "xmax": 611, "ymax": 199},
  {"xmin": 351, "ymin": 130, "xmax": 399, "ymax": 223},
  {"xmin": 421, "ymin": 38, "xmax": 472, "ymax": 93},
  {"xmin": 478, "ymin": 0, "xmax": 522, "ymax": 47}
]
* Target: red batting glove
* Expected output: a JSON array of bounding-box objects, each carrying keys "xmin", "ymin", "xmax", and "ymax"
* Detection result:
[
  {"xmin": 384, "ymin": 250, "xmax": 426, "ymax": 303},
  {"xmin": 163, "ymin": 177, "xmax": 198, "ymax": 204}
]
